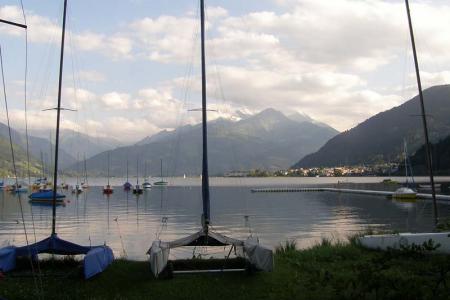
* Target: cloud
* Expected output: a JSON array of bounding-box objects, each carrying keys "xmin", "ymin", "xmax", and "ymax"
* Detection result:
[{"xmin": 101, "ymin": 92, "xmax": 130, "ymax": 109}]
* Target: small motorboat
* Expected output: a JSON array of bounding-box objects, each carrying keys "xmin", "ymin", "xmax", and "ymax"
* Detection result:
[{"xmin": 103, "ymin": 184, "xmax": 114, "ymax": 195}]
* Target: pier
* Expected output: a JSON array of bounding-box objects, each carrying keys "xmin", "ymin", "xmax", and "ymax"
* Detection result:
[{"xmin": 250, "ymin": 187, "xmax": 450, "ymax": 201}]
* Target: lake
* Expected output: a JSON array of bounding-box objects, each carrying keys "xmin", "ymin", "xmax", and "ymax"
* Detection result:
[{"xmin": 1, "ymin": 176, "xmax": 450, "ymax": 260}]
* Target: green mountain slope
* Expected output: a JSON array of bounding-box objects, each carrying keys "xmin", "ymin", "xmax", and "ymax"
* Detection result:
[{"xmin": 294, "ymin": 85, "xmax": 450, "ymax": 168}]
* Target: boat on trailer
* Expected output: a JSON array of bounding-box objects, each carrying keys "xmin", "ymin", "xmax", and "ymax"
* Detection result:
[
  {"xmin": 0, "ymin": 0, "xmax": 113, "ymax": 279},
  {"xmin": 147, "ymin": 0, "xmax": 273, "ymax": 278}
]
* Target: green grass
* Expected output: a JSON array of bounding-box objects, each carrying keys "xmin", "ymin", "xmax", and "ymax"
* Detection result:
[{"xmin": 1, "ymin": 238, "xmax": 450, "ymax": 300}]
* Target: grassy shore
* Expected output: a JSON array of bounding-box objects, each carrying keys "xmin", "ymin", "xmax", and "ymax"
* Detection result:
[{"xmin": 1, "ymin": 238, "xmax": 450, "ymax": 300}]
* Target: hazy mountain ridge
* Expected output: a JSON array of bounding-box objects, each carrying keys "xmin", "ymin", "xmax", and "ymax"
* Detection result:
[
  {"xmin": 72, "ymin": 108, "xmax": 339, "ymax": 176},
  {"xmin": 29, "ymin": 129, "xmax": 123, "ymax": 159},
  {"xmin": 293, "ymin": 85, "xmax": 450, "ymax": 168}
]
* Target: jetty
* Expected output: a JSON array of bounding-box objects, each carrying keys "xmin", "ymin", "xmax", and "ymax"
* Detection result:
[{"xmin": 250, "ymin": 187, "xmax": 450, "ymax": 201}]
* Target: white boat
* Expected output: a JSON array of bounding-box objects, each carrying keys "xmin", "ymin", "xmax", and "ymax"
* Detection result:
[
  {"xmin": 72, "ymin": 184, "xmax": 83, "ymax": 194},
  {"xmin": 359, "ymin": 232, "xmax": 450, "ymax": 254},
  {"xmin": 142, "ymin": 162, "xmax": 152, "ymax": 189},
  {"xmin": 142, "ymin": 180, "xmax": 152, "ymax": 189},
  {"xmin": 392, "ymin": 187, "xmax": 416, "ymax": 200},
  {"xmin": 392, "ymin": 140, "xmax": 416, "ymax": 200}
]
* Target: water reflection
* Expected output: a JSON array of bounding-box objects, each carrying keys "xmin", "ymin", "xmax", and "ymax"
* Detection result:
[{"xmin": 1, "ymin": 181, "xmax": 449, "ymax": 260}]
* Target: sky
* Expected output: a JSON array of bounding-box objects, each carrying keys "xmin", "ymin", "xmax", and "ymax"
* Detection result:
[{"xmin": 0, "ymin": 0, "xmax": 450, "ymax": 143}]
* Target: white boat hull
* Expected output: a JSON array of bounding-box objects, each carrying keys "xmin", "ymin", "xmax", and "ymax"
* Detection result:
[{"xmin": 359, "ymin": 232, "xmax": 450, "ymax": 254}]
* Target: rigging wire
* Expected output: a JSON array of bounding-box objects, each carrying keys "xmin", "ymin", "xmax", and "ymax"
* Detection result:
[
  {"xmin": 204, "ymin": 5, "xmax": 253, "ymax": 236},
  {"xmin": 18, "ymin": 1, "xmax": 44, "ymax": 293},
  {"xmin": 0, "ymin": 43, "xmax": 41, "ymax": 297}
]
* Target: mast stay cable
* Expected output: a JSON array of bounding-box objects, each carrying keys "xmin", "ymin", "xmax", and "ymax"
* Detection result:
[{"xmin": 0, "ymin": 44, "xmax": 41, "ymax": 297}]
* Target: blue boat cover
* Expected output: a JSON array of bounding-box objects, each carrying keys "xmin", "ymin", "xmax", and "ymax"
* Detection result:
[
  {"xmin": 0, "ymin": 246, "xmax": 16, "ymax": 272},
  {"xmin": 15, "ymin": 234, "xmax": 91, "ymax": 256},
  {"xmin": 0, "ymin": 235, "xmax": 114, "ymax": 279},
  {"xmin": 84, "ymin": 246, "xmax": 114, "ymax": 279},
  {"xmin": 29, "ymin": 191, "xmax": 66, "ymax": 200}
]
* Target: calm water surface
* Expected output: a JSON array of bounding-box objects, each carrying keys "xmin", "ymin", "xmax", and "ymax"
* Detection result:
[{"xmin": 1, "ymin": 177, "xmax": 450, "ymax": 260}]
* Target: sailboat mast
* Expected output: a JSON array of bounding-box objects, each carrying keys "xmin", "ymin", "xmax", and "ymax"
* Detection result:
[
  {"xmin": 126, "ymin": 159, "xmax": 129, "ymax": 181},
  {"xmin": 52, "ymin": 0, "xmax": 68, "ymax": 236},
  {"xmin": 84, "ymin": 153, "xmax": 88, "ymax": 184},
  {"xmin": 107, "ymin": 151, "xmax": 110, "ymax": 185},
  {"xmin": 160, "ymin": 159, "xmax": 163, "ymax": 181},
  {"xmin": 404, "ymin": 0, "xmax": 438, "ymax": 225},
  {"xmin": 136, "ymin": 159, "xmax": 139, "ymax": 185},
  {"xmin": 200, "ymin": 0, "xmax": 210, "ymax": 229}
]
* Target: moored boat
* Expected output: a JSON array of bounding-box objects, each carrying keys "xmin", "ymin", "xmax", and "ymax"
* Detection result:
[
  {"xmin": 392, "ymin": 187, "xmax": 416, "ymax": 200},
  {"xmin": 103, "ymin": 184, "xmax": 113, "ymax": 195}
]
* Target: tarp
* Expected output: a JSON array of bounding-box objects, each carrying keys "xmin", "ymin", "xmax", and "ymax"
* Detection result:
[
  {"xmin": 0, "ymin": 234, "xmax": 114, "ymax": 279},
  {"xmin": 15, "ymin": 234, "xmax": 91, "ymax": 256},
  {"xmin": 0, "ymin": 246, "xmax": 16, "ymax": 272},
  {"xmin": 84, "ymin": 246, "xmax": 114, "ymax": 279},
  {"xmin": 244, "ymin": 237, "xmax": 274, "ymax": 272},
  {"xmin": 148, "ymin": 229, "xmax": 273, "ymax": 277},
  {"xmin": 148, "ymin": 241, "xmax": 170, "ymax": 278}
]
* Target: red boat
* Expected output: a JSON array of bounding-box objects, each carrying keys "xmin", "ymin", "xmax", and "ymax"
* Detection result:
[{"xmin": 103, "ymin": 185, "xmax": 113, "ymax": 195}]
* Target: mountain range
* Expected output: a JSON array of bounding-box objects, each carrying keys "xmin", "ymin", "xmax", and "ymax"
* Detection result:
[
  {"xmin": 70, "ymin": 108, "xmax": 339, "ymax": 176},
  {"xmin": 293, "ymin": 85, "xmax": 450, "ymax": 168}
]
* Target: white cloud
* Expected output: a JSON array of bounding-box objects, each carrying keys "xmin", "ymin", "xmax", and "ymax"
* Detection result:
[{"xmin": 101, "ymin": 92, "xmax": 130, "ymax": 109}]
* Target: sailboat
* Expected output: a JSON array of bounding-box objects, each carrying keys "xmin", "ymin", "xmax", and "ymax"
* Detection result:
[
  {"xmin": 153, "ymin": 159, "xmax": 168, "ymax": 187},
  {"xmin": 81, "ymin": 154, "xmax": 89, "ymax": 189},
  {"xmin": 392, "ymin": 140, "xmax": 416, "ymax": 200},
  {"xmin": 133, "ymin": 159, "xmax": 143, "ymax": 194},
  {"xmin": 0, "ymin": 0, "xmax": 114, "ymax": 278},
  {"xmin": 359, "ymin": 0, "xmax": 450, "ymax": 254},
  {"xmin": 142, "ymin": 162, "xmax": 152, "ymax": 190},
  {"xmin": 123, "ymin": 159, "xmax": 132, "ymax": 191},
  {"xmin": 72, "ymin": 153, "xmax": 83, "ymax": 195},
  {"xmin": 103, "ymin": 151, "xmax": 113, "ymax": 195},
  {"xmin": 147, "ymin": 0, "xmax": 273, "ymax": 277}
]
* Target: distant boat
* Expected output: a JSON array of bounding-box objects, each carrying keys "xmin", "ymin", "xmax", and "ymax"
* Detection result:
[
  {"xmin": 153, "ymin": 159, "xmax": 168, "ymax": 187},
  {"xmin": 103, "ymin": 151, "xmax": 113, "ymax": 195},
  {"xmin": 72, "ymin": 184, "xmax": 83, "ymax": 195},
  {"xmin": 73, "ymin": 154, "xmax": 83, "ymax": 195},
  {"xmin": 29, "ymin": 190, "xmax": 66, "ymax": 205},
  {"xmin": 142, "ymin": 162, "xmax": 152, "ymax": 190},
  {"xmin": 12, "ymin": 183, "xmax": 28, "ymax": 193},
  {"xmin": 392, "ymin": 140, "xmax": 416, "ymax": 200},
  {"xmin": 133, "ymin": 159, "xmax": 143, "ymax": 194},
  {"xmin": 123, "ymin": 159, "xmax": 132, "ymax": 191}
]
